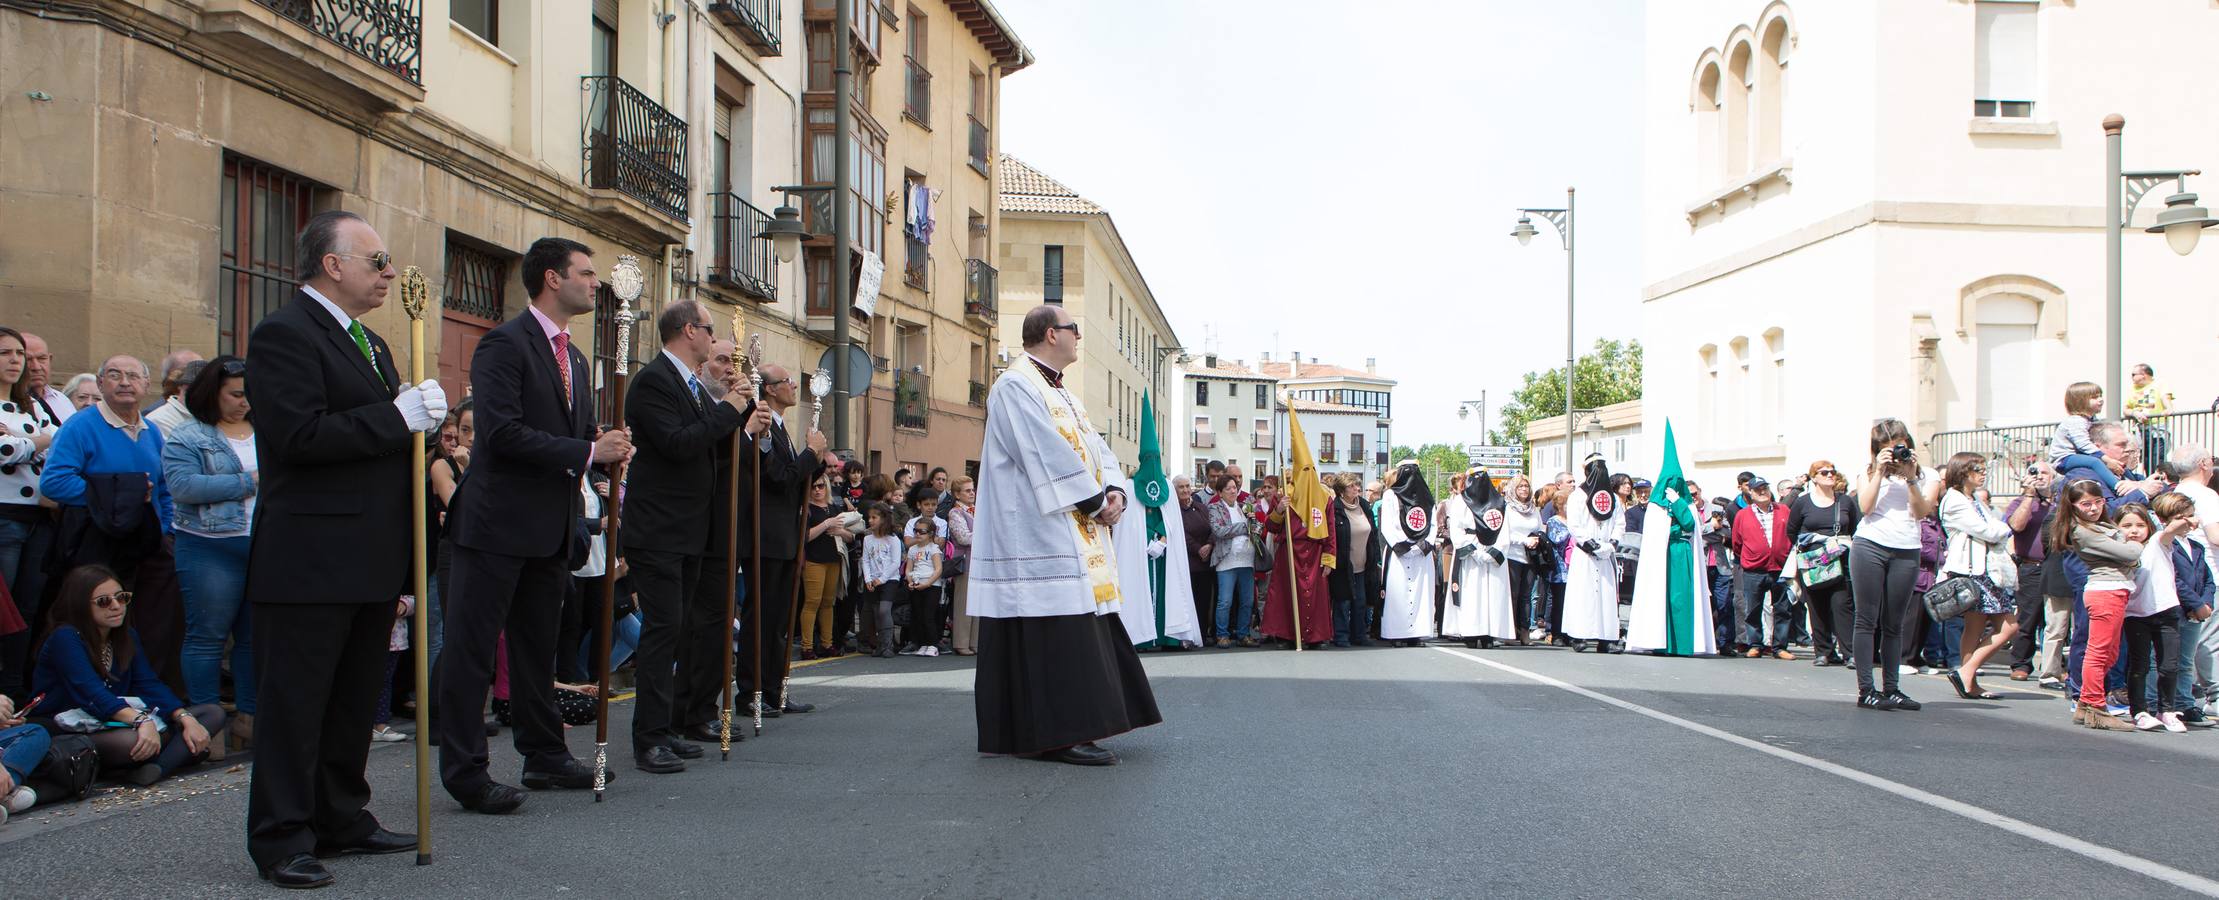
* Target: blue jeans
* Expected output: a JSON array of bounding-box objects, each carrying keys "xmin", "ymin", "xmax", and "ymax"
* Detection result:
[
  {"xmin": 1738, "ymin": 570, "xmax": 1792, "ymax": 649},
  {"xmin": 2182, "ymin": 612, "xmax": 2212, "ymax": 710},
  {"xmin": 581, "ymin": 611, "xmax": 642, "ymax": 674},
  {"xmin": 174, "ymin": 532, "xmax": 255, "ymax": 714},
  {"xmin": 1333, "ymin": 568, "xmax": 1375, "ymax": 644},
  {"xmin": 0, "ymin": 723, "xmax": 49, "ymax": 782},
  {"xmin": 1710, "ymin": 566, "xmax": 1736, "ymax": 649},
  {"xmin": 1923, "ymin": 613, "xmax": 1964, "ymax": 668},
  {"xmin": 1215, "ymin": 567, "xmax": 1255, "ymax": 640}
]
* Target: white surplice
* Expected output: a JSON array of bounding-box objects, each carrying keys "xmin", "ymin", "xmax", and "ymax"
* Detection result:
[
  {"xmin": 1115, "ymin": 470, "xmax": 1202, "ymax": 646},
  {"xmin": 1377, "ymin": 490, "xmax": 1437, "ymax": 641},
  {"xmin": 967, "ymin": 368, "xmax": 1126, "ymax": 620},
  {"xmin": 1560, "ymin": 488, "xmax": 1625, "ymax": 642},
  {"xmin": 1624, "ymin": 502, "xmax": 1719, "ymax": 655},
  {"xmin": 1443, "ymin": 495, "xmax": 1518, "ymax": 641}
]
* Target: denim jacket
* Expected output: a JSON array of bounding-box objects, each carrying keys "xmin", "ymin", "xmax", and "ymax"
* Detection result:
[{"xmin": 159, "ymin": 419, "xmax": 255, "ymax": 534}]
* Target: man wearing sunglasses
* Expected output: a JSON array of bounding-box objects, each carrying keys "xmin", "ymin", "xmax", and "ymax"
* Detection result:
[{"xmin": 241, "ymin": 210, "xmax": 447, "ymax": 889}]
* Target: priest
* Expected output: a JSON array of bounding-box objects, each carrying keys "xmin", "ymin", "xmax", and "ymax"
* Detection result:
[
  {"xmin": 1259, "ymin": 404, "xmax": 1336, "ymax": 650},
  {"xmin": 1377, "ymin": 460, "xmax": 1438, "ymax": 647},
  {"xmin": 1444, "ymin": 467, "xmax": 1518, "ymax": 649},
  {"xmin": 1627, "ymin": 422, "xmax": 1719, "ymax": 656},
  {"xmin": 970, "ymin": 305, "xmax": 1162, "ymax": 767},
  {"xmin": 1562, "ymin": 453, "xmax": 1627, "ymax": 653},
  {"xmin": 1117, "ymin": 391, "xmax": 1201, "ymax": 651}
]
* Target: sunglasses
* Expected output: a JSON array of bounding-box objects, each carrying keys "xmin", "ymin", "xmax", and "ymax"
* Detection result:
[
  {"xmin": 1051, "ymin": 323, "xmax": 1081, "ymax": 338},
  {"xmin": 1814, "ymin": 468, "xmax": 1836, "ymax": 477},
  {"xmin": 761, "ymin": 377, "xmax": 791, "ymax": 388},
  {"xmin": 92, "ymin": 591, "xmax": 133, "ymax": 610},
  {"xmin": 335, "ymin": 251, "xmax": 394, "ymax": 271}
]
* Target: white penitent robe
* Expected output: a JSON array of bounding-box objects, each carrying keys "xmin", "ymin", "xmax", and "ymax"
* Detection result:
[
  {"xmin": 1625, "ymin": 501, "xmax": 1719, "ymax": 656},
  {"xmin": 1560, "ymin": 488, "xmax": 1626, "ymax": 642},
  {"xmin": 1377, "ymin": 490, "xmax": 1438, "ymax": 641},
  {"xmin": 1115, "ymin": 471, "xmax": 1202, "ymax": 647},
  {"xmin": 967, "ymin": 370, "xmax": 1126, "ymax": 620},
  {"xmin": 1444, "ymin": 496, "xmax": 1518, "ymax": 641}
]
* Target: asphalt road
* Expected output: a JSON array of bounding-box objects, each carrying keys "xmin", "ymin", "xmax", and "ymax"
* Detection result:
[{"xmin": 8, "ymin": 641, "xmax": 2218, "ymax": 898}]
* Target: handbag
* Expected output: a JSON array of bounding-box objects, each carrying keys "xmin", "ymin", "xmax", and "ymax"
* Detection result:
[
  {"xmin": 1923, "ymin": 510, "xmax": 1982, "ymax": 620},
  {"xmin": 27, "ymin": 731, "xmax": 99, "ymax": 802},
  {"xmin": 1793, "ymin": 499, "xmax": 1850, "ymax": 589}
]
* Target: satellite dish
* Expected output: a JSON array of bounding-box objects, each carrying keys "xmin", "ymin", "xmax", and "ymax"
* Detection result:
[{"xmin": 815, "ymin": 345, "xmax": 874, "ymax": 391}]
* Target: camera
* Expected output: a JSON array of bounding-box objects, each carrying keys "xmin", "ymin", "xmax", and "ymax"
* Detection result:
[{"xmin": 1889, "ymin": 444, "xmax": 1916, "ymax": 463}]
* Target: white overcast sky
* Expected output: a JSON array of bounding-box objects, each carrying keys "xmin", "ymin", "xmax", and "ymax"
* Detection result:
[{"xmin": 992, "ymin": 0, "xmax": 1646, "ymax": 450}]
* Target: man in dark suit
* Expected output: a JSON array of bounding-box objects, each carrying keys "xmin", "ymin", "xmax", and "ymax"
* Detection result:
[
  {"xmin": 244, "ymin": 210, "xmax": 447, "ymax": 889},
  {"xmin": 435, "ymin": 237, "xmax": 633, "ymax": 814},
  {"xmin": 676, "ymin": 340, "xmax": 746, "ymax": 738},
  {"xmin": 619, "ymin": 300, "xmax": 758, "ymax": 772},
  {"xmin": 735, "ymin": 362, "xmax": 828, "ymax": 716}
]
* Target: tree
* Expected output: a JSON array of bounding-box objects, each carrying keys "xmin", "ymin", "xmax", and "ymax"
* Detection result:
[
  {"xmin": 1387, "ymin": 442, "xmax": 1471, "ymax": 494},
  {"xmin": 1489, "ymin": 338, "xmax": 1642, "ymax": 447}
]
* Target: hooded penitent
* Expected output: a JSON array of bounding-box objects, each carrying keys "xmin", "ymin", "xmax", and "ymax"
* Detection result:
[
  {"xmin": 1388, "ymin": 461, "xmax": 1434, "ymax": 552},
  {"xmin": 1462, "ymin": 467, "xmax": 1505, "ymax": 546},
  {"xmin": 1581, "ymin": 453, "xmax": 1618, "ymax": 522}
]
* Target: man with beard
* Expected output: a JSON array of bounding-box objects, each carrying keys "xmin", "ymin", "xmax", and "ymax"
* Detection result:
[
  {"xmin": 1444, "ymin": 467, "xmax": 1517, "ymax": 649},
  {"xmin": 1377, "ymin": 460, "xmax": 1438, "ymax": 647},
  {"xmin": 1562, "ymin": 453, "xmax": 1628, "ymax": 652}
]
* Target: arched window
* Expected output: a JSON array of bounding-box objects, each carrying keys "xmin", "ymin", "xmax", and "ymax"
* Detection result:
[
  {"xmin": 1729, "ymin": 336, "xmax": 1752, "ymax": 444},
  {"xmin": 1756, "ymin": 17, "xmax": 1789, "ymax": 163},
  {"xmin": 1724, "ymin": 40, "xmax": 1753, "ymax": 178},
  {"xmin": 1698, "ymin": 343, "xmax": 1720, "ymax": 443},
  {"xmin": 1762, "ymin": 328, "xmax": 1786, "ymax": 444},
  {"xmin": 1694, "ymin": 58, "xmax": 1724, "ymax": 187},
  {"xmin": 1958, "ymin": 274, "xmax": 2067, "ymax": 425}
]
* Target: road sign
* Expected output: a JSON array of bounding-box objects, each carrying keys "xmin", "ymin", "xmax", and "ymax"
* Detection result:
[{"xmin": 1467, "ymin": 443, "xmax": 1525, "ymax": 472}]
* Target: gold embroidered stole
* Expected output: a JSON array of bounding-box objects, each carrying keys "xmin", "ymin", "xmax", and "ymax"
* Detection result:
[{"xmin": 1013, "ymin": 360, "xmax": 1120, "ymax": 606}]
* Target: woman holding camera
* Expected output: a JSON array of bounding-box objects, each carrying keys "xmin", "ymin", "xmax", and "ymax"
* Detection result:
[
  {"xmin": 1849, "ymin": 419, "xmax": 1941, "ymax": 710},
  {"xmin": 1786, "ymin": 460, "xmax": 1858, "ymax": 667}
]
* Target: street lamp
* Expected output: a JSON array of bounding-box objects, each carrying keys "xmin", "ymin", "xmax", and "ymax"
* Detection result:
[
  {"xmin": 1512, "ymin": 187, "xmax": 1576, "ymax": 485},
  {"xmin": 756, "ymin": 203, "xmax": 810, "ymax": 263},
  {"xmin": 768, "ymin": 183, "xmax": 848, "ymax": 451},
  {"xmin": 1456, "ymin": 395, "xmax": 1487, "ymax": 438},
  {"xmin": 2103, "ymin": 115, "xmax": 2219, "ymax": 414}
]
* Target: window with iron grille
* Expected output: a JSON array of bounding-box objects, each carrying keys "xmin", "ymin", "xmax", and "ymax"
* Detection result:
[
  {"xmin": 442, "ymin": 239, "xmax": 507, "ymax": 321},
  {"xmin": 219, "ymin": 155, "xmax": 319, "ymax": 356}
]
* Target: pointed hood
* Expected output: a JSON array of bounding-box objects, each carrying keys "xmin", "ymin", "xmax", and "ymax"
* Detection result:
[
  {"xmin": 1581, "ymin": 452, "xmax": 1619, "ymax": 521},
  {"xmin": 1389, "ymin": 460, "xmax": 1435, "ymax": 538},
  {"xmin": 1283, "ymin": 403, "xmax": 1330, "ymax": 539},
  {"xmin": 1134, "ymin": 390, "xmax": 1170, "ymax": 510},
  {"xmin": 1461, "ymin": 467, "xmax": 1505, "ymax": 544}
]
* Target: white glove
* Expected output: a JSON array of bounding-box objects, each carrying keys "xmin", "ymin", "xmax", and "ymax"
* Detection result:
[
  {"xmin": 1147, "ymin": 537, "xmax": 1167, "ymax": 559},
  {"xmin": 392, "ymin": 385, "xmax": 438, "ymax": 433},
  {"xmin": 417, "ymin": 379, "xmax": 449, "ymax": 423}
]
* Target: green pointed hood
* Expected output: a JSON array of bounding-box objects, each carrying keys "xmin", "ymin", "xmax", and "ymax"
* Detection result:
[{"xmin": 1134, "ymin": 390, "xmax": 1171, "ymax": 509}]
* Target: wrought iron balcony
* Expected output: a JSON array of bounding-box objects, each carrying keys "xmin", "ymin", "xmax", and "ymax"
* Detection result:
[
  {"xmin": 968, "ymin": 380, "xmax": 987, "ymax": 408},
  {"xmin": 1191, "ymin": 432, "xmax": 1215, "ymax": 449},
  {"xmin": 254, "ymin": 0, "xmax": 424, "ymax": 84},
  {"xmin": 894, "ymin": 369, "xmax": 929, "ymax": 429},
  {"xmin": 903, "ymin": 237, "xmax": 931, "ymax": 290},
  {"xmin": 967, "ymin": 114, "xmax": 990, "ymax": 175},
  {"xmin": 707, "ymin": 192, "xmax": 776, "ymax": 301},
  {"xmin": 904, "ymin": 57, "xmax": 931, "ymax": 124},
  {"xmin": 708, "ymin": 0, "xmax": 782, "ymax": 55},
  {"xmin": 582, "ymin": 75, "xmax": 690, "ymax": 221},
  {"xmin": 1251, "ymin": 434, "xmax": 1272, "ymax": 450},
  {"xmin": 963, "ymin": 259, "xmax": 997, "ymax": 319}
]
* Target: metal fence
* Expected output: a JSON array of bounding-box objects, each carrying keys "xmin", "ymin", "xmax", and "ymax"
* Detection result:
[
  {"xmin": 582, "ymin": 75, "xmax": 690, "ymax": 221},
  {"xmin": 1931, "ymin": 409, "xmax": 2219, "ymax": 495},
  {"xmin": 257, "ymin": 0, "xmax": 423, "ymax": 84},
  {"xmin": 706, "ymin": 192, "xmax": 776, "ymax": 300}
]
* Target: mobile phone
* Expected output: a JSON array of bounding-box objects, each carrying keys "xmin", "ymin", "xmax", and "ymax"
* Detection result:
[{"xmin": 7, "ymin": 693, "xmax": 41, "ymax": 721}]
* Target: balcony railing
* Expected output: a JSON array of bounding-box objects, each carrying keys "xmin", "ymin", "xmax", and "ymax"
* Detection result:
[
  {"xmin": 708, "ymin": 0, "xmax": 782, "ymax": 55},
  {"xmin": 904, "ymin": 57, "xmax": 931, "ymax": 124},
  {"xmin": 255, "ymin": 0, "xmax": 424, "ymax": 84},
  {"xmin": 968, "ymin": 380, "xmax": 987, "ymax": 408},
  {"xmin": 1192, "ymin": 432, "xmax": 1215, "ymax": 449},
  {"xmin": 1376, "ymin": 451, "xmax": 1389, "ymax": 466},
  {"xmin": 894, "ymin": 369, "xmax": 929, "ymax": 429},
  {"xmin": 582, "ymin": 75, "xmax": 690, "ymax": 221},
  {"xmin": 707, "ymin": 192, "xmax": 776, "ymax": 301},
  {"xmin": 1319, "ymin": 448, "xmax": 1337, "ymax": 463},
  {"xmin": 1932, "ymin": 410, "xmax": 2218, "ymax": 496},
  {"xmin": 964, "ymin": 258, "xmax": 997, "ymax": 319},
  {"xmin": 903, "ymin": 237, "xmax": 930, "ymax": 290},
  {"xmin": 967, "ymin": 114, "xmax": 990, "ymax": 174},
  {"xmin": 1252, "ymin": 434, "xmax": 1272, "ymax": 450}
]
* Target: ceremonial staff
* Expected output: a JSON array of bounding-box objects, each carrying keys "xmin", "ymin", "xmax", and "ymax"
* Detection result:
[
  {"xmin": 744, "ymin": 335, "xmax": 766, "ymax": 737},
  {"xmin": 776, "ymin": 367, "xmax": 833, "ymax": 712},
  {"xmin": 591, "ymin": 255, "xmax": 645, "ymax": 801},
  {"xmin": 716, "ymin": 323, "xmax": 753, "ymax": 759},
  {"xmin": 398, "ymin": 267, "xmax": 434, "ymax": 863},
  {"xmin": 1282, "ymin": 467, "xmax": 1304, "ymax": 653}
]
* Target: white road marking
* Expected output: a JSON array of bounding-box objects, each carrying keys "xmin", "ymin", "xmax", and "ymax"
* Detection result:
[{"xmin": 1431, "ymin": 646, "xmax": 2219, "ymax": 898}]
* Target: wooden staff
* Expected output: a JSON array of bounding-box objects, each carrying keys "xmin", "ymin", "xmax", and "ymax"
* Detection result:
[
  {"xmin": 744, "ymin": 335, "xmax": 765, "ymax": 736},
  {"xmin": 592, "ymin": 255, "xmax": 645, "ymax": 801},
  {"xmin": 1282, "ymin": 469, "xmax": 1303, "ymax": 652},
  {"xmin": 778, "ymin": 373, "xmax": 829, "ymax": 706},
  {"xmin": 398, "ymin": 267, "xmax": 433, "ymax": 863},
  {"xmin": 717, "ymin": 321, "xmax": 753, "ymax": 759}
]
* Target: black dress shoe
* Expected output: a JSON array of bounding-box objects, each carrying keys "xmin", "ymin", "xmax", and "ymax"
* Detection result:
[
  {"xmin": 781, "ymin": 700, "xmax": 816, "ymax": 714},
  {"xmin": 1034, "ymin": 743, "xmax": 1117, "ymax": 766},
  {"xmin": 521, "ymin": 760, "xmax": 603, "ymax": 790},
  {"xmin": 663, "ymin": 738, "xmax": 705, "ymax": 760},
  {"xmin": 455, "ymin": 782, "xmax": 527, "ymax": 814},
  {"xmin": 314, "ymin": 827, "xmax": 417, "ymax": 857},
  {"xmin": 635, "ymin": 745, "xmax": 686, "ymax": 774},
  {"xmin": 681, "ymin": 722, "xmax": 741, "ymax": 743},
  {"xmin": 261, "ymin": 853, "xmax": 335, "ymax": 889}
]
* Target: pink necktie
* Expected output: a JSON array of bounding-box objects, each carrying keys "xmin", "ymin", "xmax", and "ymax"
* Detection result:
[{"xmin": 552, "ymin": 331, "xmax": 573, "ymax": 406}]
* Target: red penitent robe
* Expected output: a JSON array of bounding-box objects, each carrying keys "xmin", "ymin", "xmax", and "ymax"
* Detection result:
[{"xmin": 1260, "ymin": 502, "xmax": 1335, "ymax": 645}]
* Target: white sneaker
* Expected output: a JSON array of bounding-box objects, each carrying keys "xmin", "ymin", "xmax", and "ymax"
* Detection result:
[
  {"xmin": 3, "ymin": 787, "xmax": 32, "ymax": 814},
  {"xmin": 917, "ymin": 645, "xmax": 940, "ymax": 657},
  {"xmin": 2163, "ymin": 712, "xmax": 2189, "ymax": 734},
  {"xmin": 2135, "ymin": 711, "xmax": 2164, "ymax": 732},
  {"xmin": 1897, "ymin": 665, "xmax": 1919, "ymax": 677}
]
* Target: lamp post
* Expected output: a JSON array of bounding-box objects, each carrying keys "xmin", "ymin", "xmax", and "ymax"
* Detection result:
[
  {"xmin": 2102, "ymin": 115, "xmax": 2219, "ymax": 414},
  {"xmin": 1456, "ymin": 395, "xmax": 1488, "ymax": 452},
  {"xmin": 763, "ymin": 184, "xmax": 847, "ymax": 453},
  {"xmin": 1512, "ymin": 187, "xmax": 1575, "ymax": 483}
]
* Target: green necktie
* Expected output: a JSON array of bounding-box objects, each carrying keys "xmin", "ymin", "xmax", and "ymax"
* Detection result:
[{"xmin": 347, "ymin": 321, "xmax": 385, "ymax": 384}]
